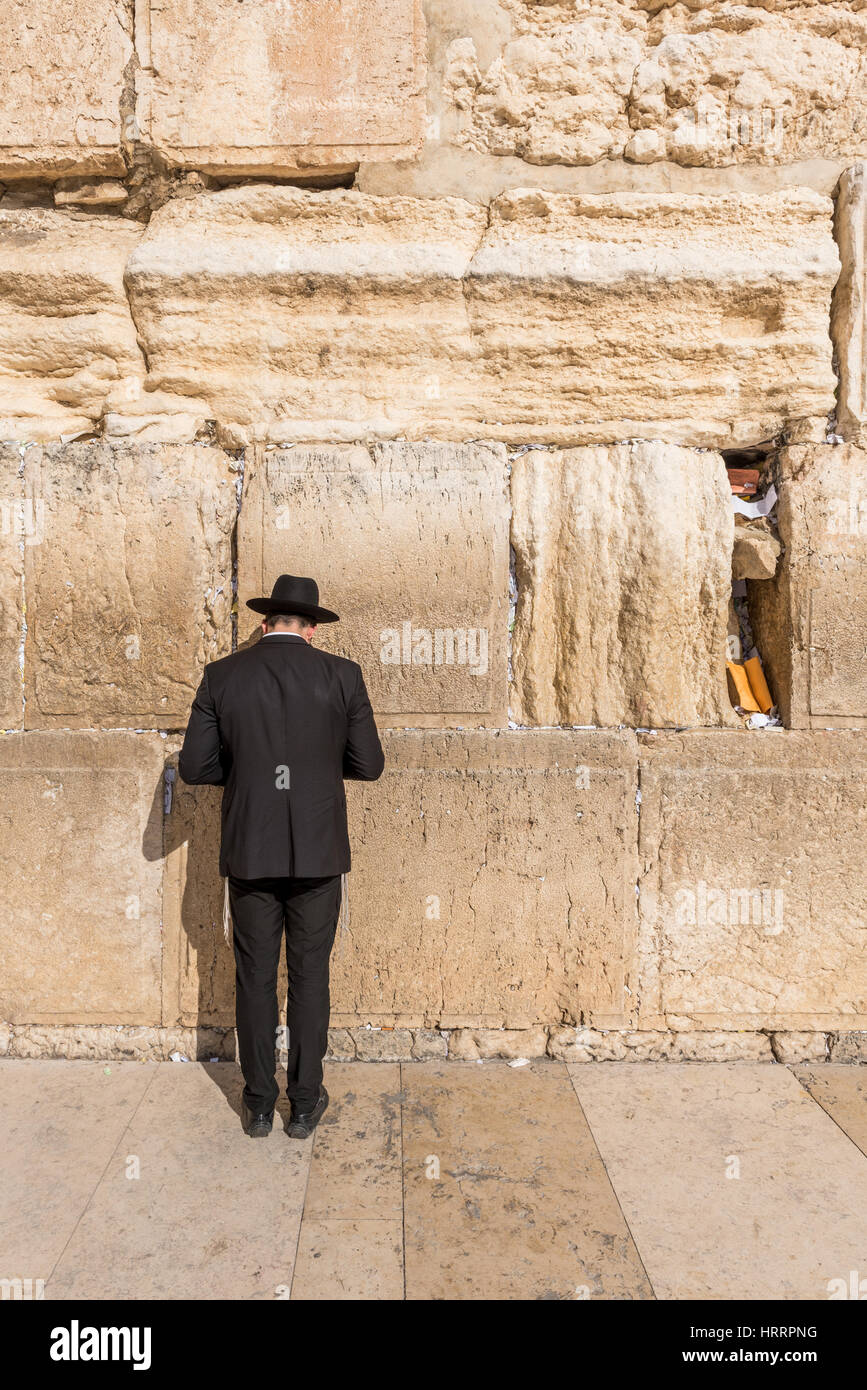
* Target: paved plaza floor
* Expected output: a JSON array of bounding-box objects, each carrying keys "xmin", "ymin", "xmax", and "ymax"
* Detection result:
[{"xmin": 3, "ymin": 1059, "xmax": 867, "ymax": 1301}]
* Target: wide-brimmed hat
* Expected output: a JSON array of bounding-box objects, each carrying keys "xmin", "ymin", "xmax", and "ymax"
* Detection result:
[{"xmin": 245, "ymin": 574, "xmax": 339, "ymax": 624}]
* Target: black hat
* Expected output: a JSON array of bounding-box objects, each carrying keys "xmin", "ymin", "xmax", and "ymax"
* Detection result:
[{"xmin": 245, "ymin": 574, "xmax": 339, "ymax": 624}]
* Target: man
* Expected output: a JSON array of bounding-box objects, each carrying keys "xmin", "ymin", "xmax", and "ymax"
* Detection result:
[{"xmin": 178, "ymin": 574, "xmax": 384, "ymax": 1139}]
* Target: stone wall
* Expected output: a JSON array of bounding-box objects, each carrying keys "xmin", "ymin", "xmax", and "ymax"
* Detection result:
[{"xmin": 1, "ymin": 0, "xmax": 867, "ymax": 1060}]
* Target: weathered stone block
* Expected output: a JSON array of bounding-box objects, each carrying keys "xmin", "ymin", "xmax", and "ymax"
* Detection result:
[
  {"xmin": 351, "ymin": 1027, "xmax": 415, "ymax": 1061},
  {"xmin": 0, "ymin": 209, "xmax": 144, "ymax": 440},
  {"xmin": 637, "ymin": 731, "xmax": 867, "ymax": 1032},
  {"xmin": 136, "ymin": 0, "xmax": 426, "ymax": 175},
  {"xmin": 628, "ymin": 1, "xmax": 867, "ymax": 169},
  {"xmin": 511, "ymin": 442, "xmax": 735, "ymax": 728},
  {"xmin": 124, "ymin": 184, "xmax": 486, "ymax": 445},
  {"xmin": 833, "ymin": 162, "xmax": 866, "ymax": 445},
  {"xmin": 829, "ymin": 1031, "xmax": 867, "ymax": 1063},
  {"xmin": 442, "ymin": 1, "xmax": 643, "ymax": 170},
  {"xmin": 411, "ymin": 1027, "xmax": 448, "ymax": 1060},
  {"xmin": 2, "ymin": 1023, "xmax": 234, "ymax": 1060},
  {"xmin": 326, "ymin": 1028, "xmax": 358, "ymax": 1062},
  {"xmin": 549, "ymin": 1024, "xmax": 775, "ymax": 1063},
  {"xmin": 439, "ymin": 1, "xmax": 867, "ymax": 170},
  {"xmin": 749, "ymin": 445, "xmax": 867, "ymax": 728},
  {"xmin": 239, "ymin": 442, "xmax": 509, "ymax": 725},
  {"xmin": 448, "ymin": 1026, "xmax": 547, "ymax": 1060},
  {"xmin": 125, "ymin": 184, "xmax": 838, "ymax": 448},
  {"xmin": 0, "ymin": 0, "xmax": 132, "ymax": 179},
  {"xmin": 770, "ymin": 1031, "xmax": 828, "ymax": 1065},
  {"xmin": 0, "ymin": 446, "xmax": 24, "ymax": 727},
  {"xmin": 0, "ymin": 732, "xmax": 166, "ymax": 1024},
  {"xmin": 22, "ymin": 443, "xmax": 235, "ymax": 728},
  {"xmin": 732, "ymin": 516, "xmax": 781, "ymax": 582},
  {"xmin": 329, "ymin": 730, "xmax": 639, "ymax": 1029},
  {"xmin": 466, "ymin": 187, "xmax": 838, "ymax": 447}
]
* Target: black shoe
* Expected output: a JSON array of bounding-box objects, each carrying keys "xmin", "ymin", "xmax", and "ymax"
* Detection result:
[
  {"xmin": 286, "ymin": 1086, "xmax": 329, "ymax": 1139},
  {"xmin": 241, "ymin": 1101, "xmax": 274, "ymax": 1138}
]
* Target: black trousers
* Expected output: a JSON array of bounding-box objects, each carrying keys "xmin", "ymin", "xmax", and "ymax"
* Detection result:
[{"xmin": 228, "ymin": 874, "xmax": 342, "ymax": 1114}]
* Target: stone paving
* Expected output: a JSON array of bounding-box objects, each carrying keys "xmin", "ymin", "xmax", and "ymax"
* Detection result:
[{"xmin": 3, "ymin": 1059, "xmax": 867, "ymax": 1301}]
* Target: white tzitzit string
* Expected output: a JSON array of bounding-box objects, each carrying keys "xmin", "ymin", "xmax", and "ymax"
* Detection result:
[
  {"xmin": 336, "ymin": 872, "xmax": 349, "ymax": 956},
  {"xmin": 222, "ymin": 877, "xmax": 232, "ymax": 945}
]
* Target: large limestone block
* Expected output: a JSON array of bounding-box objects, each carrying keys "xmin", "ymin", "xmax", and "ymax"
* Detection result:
[
  {"xmin": 329, "ymin": 730, "xmax": 640, "ymax": 1030},
  {"xmin": 511, "ymin": 442, "xmax": 736, "ymax": 728},
  {"xmin": 466, "ymin": 187, "xmax": 839, "ymax": 446},
  {"xmin": 125, "ymin": 184, "xmax": 838, "ymax": 447},
  {"xmin": 440, "ymin": 0, "xmax": 867, "ymax": 169},
  {"xmin": 0, "ymin": 0, "xmax": 132, "ymax": 179},
  {"xmin": 124, "ymin": 185, "xmax": 487, "ymax": 445},
  {"xmin": 136, "ymin": 0, "xmax": 426, "ymax": 175},
  {"xmin": 238, "ymin": 442, "xmax": 509, "ymax": 725},
  {"xmin": 21, "ymin": 443, "xmax": 235, "ymax": 728},
  {"xmin": 833, "ymin": 162, "xmax": 866, "ymax": 445},
  {"xmin": 750, "ymin": 444, "xmax": 867, "ymax": 727},
  {"xmin": 0, "ymin": 446, "xmax": 25, "ymax": 727},
  {"xmin": 0, "ymin": 732, "xmax": 166, "ymax": 1024},
  {"xmin": 160, "ymin": 731, "xmax": 640, "ymax": 1030},
  {"xmin": 0, "ymin": 209, "xmax": 145, "ymax": 441},
  {"xmin": 637, "ymin": 731, "xmax": 867, "ymax": 1032}
]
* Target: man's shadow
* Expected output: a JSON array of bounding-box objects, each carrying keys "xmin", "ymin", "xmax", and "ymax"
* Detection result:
[{"xmin": 141, "ymin": 627, "xmax": 292, "ymax": 1128}]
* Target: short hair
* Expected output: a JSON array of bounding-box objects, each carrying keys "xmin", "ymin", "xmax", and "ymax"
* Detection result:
[{"xmin": 264, "ymin": 612, "xmax": 313, "ymax": 630}]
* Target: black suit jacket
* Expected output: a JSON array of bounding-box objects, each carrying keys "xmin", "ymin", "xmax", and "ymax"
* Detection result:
[{"xmin": 178, "ymin": 634, "xmax": 385, "ymax": 878}]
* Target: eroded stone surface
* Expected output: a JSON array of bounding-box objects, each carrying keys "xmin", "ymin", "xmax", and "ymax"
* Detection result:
[
  {"xmin": 2, "ymin": 1022, "xmax": 859, "ymax": 1062},
  {"xmin": 0, "ymin": 446, "xmax": 24, "ymax": 727},
  {"xmin": 0, "ymin": 0, "xmax": 133, "ymax": 179},
  {"xmin": 830, "ymin": 1031, "xmax": 867, "ymax": 1062},
  {"xmin": 511, "ymin": 442, "xmax": 735, "ymax": 728},
  {"xmin": 448, "ymin": 1026, "xmax": 547, "ymax": 1059},
  {"xmin": 124, "ymin": 185, "xmax": 486, "ymax": 444},
  {"xmin": 124, "ymin": 184, "xmax": 838, "ymax": 447},
  {"xmin": 239, "ymin": 442, "xmax": 509, "ymax": 725},
  {"xmin": 21, "ymin": 443, "xmax": 234, "ymax": 728},
  {"xmin": 0, "ymin": 733, "xmax": 166, "ymax": 1024},
  {"xmin": 732, "ymin": 515, "xmax": 781, "ymax": 581},
  {"xmin": 137, "ymin": 0, "xmax": 426, "ymax": 174},
  {"xmin": 637, "ymin": 731, "xmax": 867, "ymax": 1032},
  {"xmin": 0, "ymin": 209, "xmax": 144, "ymax": 440},
  {"xmin": 832, "ymin": 162, "xmax": 866, "ymax": 444},
  {"xmin": 750, "ymin": 444, "xmax": 867, "ymax": 727},
  {"xmin": 441, "ymin": 0, "xmax": 867, "ymax": 169},
  {"xmin": 466, "ymin": 187, "xmax": 838, "ymax": 446},
  {"xmin": 771, "ymin": 1031, "xmax": 828, "ymax": 1064},
  {"xmin": 549, "ymin": 1025, "xmax": 774, "ymax": 1063}
]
